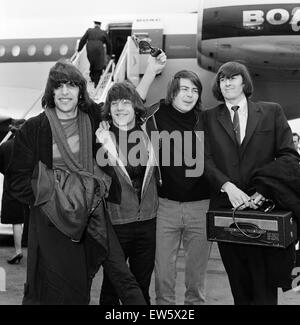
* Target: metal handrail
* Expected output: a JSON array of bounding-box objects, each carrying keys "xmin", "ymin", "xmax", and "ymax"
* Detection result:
[
  {"xmin": 0, "ymin": 93, "xmax": 43, "ymax": 146},
  {"xmin": 113, "ymin": 40, "xmax": 129, "ymax": 83},
  {"xmin": 70, "ymin": 40, "xmax": 80, "ymax": 64},
  {"xmin": 94, "ymin": 58, "xmax": 115, "ymax": 94},
  {"xmin": 93, "ymin": 37, "xmax": 132, "ymax": 103},
  {"xmin": 94, "ymin": 79, "xmax": 114, "ymax": 104},
  {"xmin": 70, "ymin": 51, "xmax": 79, "ymax": 64}
]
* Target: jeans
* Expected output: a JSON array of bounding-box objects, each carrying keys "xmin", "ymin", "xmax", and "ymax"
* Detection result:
[
  {"xmin": 100, "ymin": 218, "xmax": 156, "ymax": 305},
  {"xmin": 155, "ymin": 198, "xmax": 211, "ymax": 305}
]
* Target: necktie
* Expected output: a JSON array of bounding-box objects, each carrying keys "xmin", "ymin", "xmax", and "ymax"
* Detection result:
[{"xmin": 231, "ymin": 105, "xmax": 240, "ymax": 145}]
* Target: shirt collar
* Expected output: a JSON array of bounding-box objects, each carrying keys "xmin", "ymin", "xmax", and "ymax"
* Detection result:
[{"xmin": 225, "ymin": 95, "xmax": 247, "ymax": 115}]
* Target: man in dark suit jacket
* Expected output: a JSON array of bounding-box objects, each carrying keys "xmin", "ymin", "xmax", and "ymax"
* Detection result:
[
  {"xmin": 77, "ymin": 21, "xmax": 111, "ymax": 87},
  {"xmin": 203, "ymin": 61, "xmax": 298, "ymax": 305}
]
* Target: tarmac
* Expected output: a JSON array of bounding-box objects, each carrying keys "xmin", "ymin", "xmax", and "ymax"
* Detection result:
[{"xmin": 0, "ymin": 235, "xmax": 299, "ymax": 305}]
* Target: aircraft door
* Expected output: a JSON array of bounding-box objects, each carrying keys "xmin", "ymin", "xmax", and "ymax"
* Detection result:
[{"xmin": 108, "ymin": 23, "xmax": 132, "ymax": 63}]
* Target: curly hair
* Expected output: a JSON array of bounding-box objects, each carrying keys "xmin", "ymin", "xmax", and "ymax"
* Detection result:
[
  {"xmin": 41, "ymin": 59, "xmax": 93, "ymax": 112},
  {"xmin": 102, "ymin": 81, "xmax": 146, "ymax": 124},
  {"xmin": 165, "ymin": 70, "xmax": 203, "ymax": 111},
  {"xmin": 212, "ymin": 61, "xmax": 254, "ymax": 102}
]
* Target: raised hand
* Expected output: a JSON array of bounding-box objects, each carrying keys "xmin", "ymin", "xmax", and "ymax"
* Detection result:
[{"xmin": 146, "ymin": 51, "xmax": 167, "ymax": 75}]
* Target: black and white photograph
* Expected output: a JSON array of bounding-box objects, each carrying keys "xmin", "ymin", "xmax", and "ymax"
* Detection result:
[{"xmin": 0, "ymin": 0, "xmax": 300, "ymax": 308}]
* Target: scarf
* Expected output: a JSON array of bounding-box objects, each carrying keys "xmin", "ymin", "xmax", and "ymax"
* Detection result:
[
  {"xmin": 33, "ymin": 107, "xmax": 110, "ymax": 243},
  {"xmin": 44, "ymin": 107, "xmax": 93, "ymax": 173}
]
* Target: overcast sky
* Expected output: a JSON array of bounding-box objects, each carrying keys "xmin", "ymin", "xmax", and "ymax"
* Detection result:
[
  {"xmin": 3, "ymin": 0, "xmax": 199, "ymax": 19},
  {"xmin": 1, "ymin": 0, "xmax": 200, "ymax": 38}
]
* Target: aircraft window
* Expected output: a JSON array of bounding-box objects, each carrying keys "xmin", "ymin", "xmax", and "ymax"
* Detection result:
[
  {"xmin": 0, "ymin": 45, "xmax": 5, "ymax": 57},
  {"xmin": 27, "ymin": 45, "xmax": 37, "ymax": 56},
  {"xmin": 59, "ymin": 44, "xmax": 68, "ymax": 56},
  {"xmin": 43, "ymin": 45, "xmax": 52, "ymax": 56},
  {"xmin": 12, "ymin": 45, "xmax": 21, "ymax": 57}
]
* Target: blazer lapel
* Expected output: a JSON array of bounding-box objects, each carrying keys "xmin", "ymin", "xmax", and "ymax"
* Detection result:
[
  {"xmin": 241, "ymin": 101, "xmax": 261, "ymax": 155},
  {"xmin": 217, "ymin": 104, "xmax": 236, "ymax": 144}
]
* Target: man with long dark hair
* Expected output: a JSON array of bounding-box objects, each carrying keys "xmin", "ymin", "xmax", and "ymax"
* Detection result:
[
  {"xmin": 136, "ymin": 60, "xmax": 211, "ymax": 305},
  {"xmin": 96, "ymin": 81, "xmax": 158, "ymax": 305},
  {"xmin": 6, "ymin": 59, "xmax": 145, "ymax": 305}
]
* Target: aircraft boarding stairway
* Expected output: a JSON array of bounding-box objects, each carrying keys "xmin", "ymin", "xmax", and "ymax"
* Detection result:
[
  {"xmin": 71, "ymin": 36, "xmax": 141, "ymax": 104},
  {"xmin": 0, "ymin": 34, "xmax": 140, "ymax": 147}
]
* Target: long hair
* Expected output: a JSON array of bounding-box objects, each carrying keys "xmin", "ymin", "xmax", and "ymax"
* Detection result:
[
  {"xmin": 165, "ymin": 70, "xmax": 203, "ymax": 111},
  {"xmin": 102, "ymin": 81, "xmax": 146, "ymax": 124},
  {"xmin": 41, "ymin": 59, "xmax": 93, "ymax": 112},
  {"xmin": 212, "ymin": 61, "xmax": 254, "ymax": 102}
]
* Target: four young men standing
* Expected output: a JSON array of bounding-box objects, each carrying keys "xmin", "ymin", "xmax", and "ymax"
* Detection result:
[{"xmin": 5, "ymin": 33, "xmax": 299, "ymax": 304}]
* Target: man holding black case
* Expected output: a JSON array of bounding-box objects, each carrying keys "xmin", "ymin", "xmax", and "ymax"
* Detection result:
[{"xmin": 203, "ymin": 61, "xmax": 299, "ymax": 305}]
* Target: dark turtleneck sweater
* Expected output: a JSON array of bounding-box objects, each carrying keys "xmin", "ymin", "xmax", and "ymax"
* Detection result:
[
  {"xmin": 155, "ymin": 100, "xmax": 210, "ymax": 202},
  {"xmin": 110, "ymin": 124, "xmax": 147, "ymax": 203}
]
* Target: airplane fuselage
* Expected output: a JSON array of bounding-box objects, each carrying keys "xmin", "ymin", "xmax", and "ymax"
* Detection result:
[{"xmin": 2, "ymin": 2, "xmax": 300, "ymax": 119}]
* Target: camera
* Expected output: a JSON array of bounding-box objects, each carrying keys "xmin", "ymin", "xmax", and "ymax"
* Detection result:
[{"xmin": 138, "ymin": 40, "xmax": 162, "ymax": 57}]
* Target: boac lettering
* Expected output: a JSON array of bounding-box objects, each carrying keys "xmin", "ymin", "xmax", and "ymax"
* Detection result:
[{"xmin": 243, "ymin": 7, "xmax": 300, "ymax": 31}]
